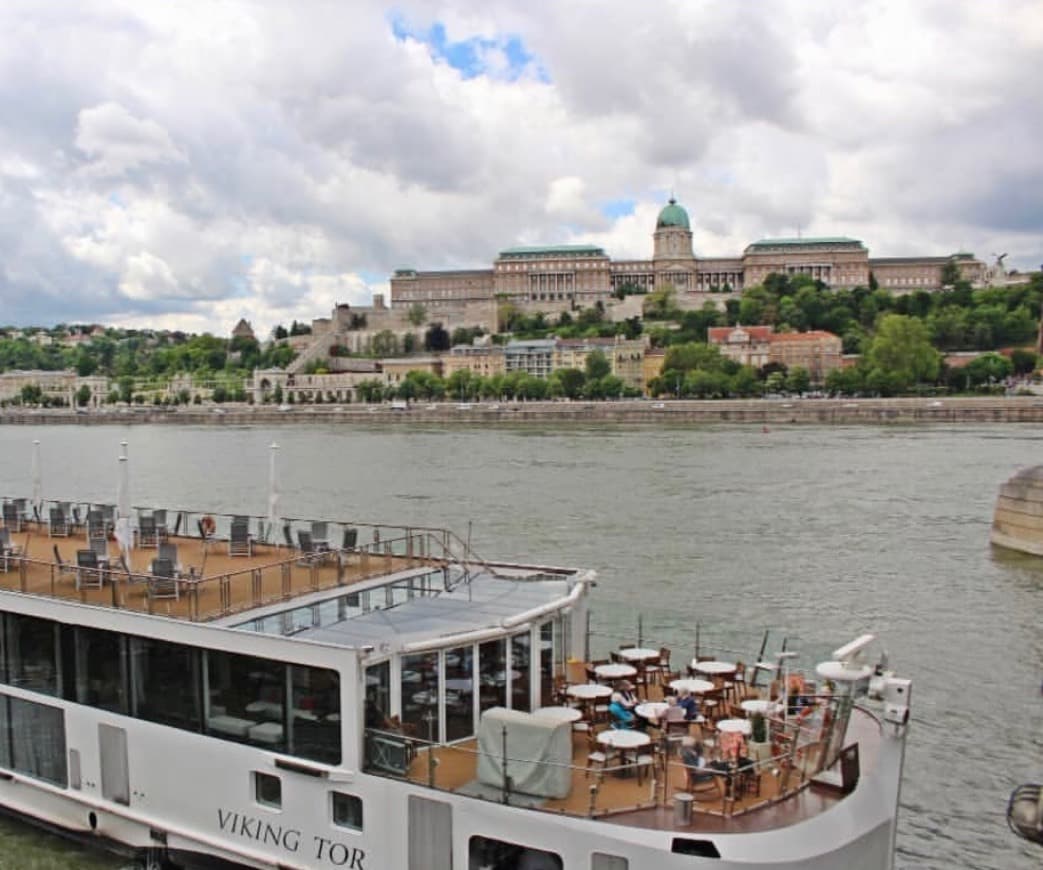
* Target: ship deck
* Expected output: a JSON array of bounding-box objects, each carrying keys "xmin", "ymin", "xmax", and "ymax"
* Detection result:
[
  {"xmin": 390, "ymin": 685, "xmax": 881, "ymax": 834},
  {"xmin": 0, "ymin": 521, "xmax": 434, "ymax": 622}
]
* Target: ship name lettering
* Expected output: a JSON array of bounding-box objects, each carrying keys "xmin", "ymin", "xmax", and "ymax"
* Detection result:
[
  {"xmin": 313, "ymin": 834, "xmax": 366, "ymax": 868},
  {"xmin": 217, "ymin": 808, "xmax": 302, "ymax": 853}
]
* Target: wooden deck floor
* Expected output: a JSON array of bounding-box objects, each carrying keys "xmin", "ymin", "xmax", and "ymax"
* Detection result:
[
  {"xmin": 400, "ymin": 706, "xmax": 879, "ymax": 833},
  {"xmin": 0, "ymin": 523, "xmax": 431, "ymax": 621}
]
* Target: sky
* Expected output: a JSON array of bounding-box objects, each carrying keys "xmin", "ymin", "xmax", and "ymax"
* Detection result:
[{"xmin": 1, "ymin": 1, "xmax": 1041, "ymax": 337}]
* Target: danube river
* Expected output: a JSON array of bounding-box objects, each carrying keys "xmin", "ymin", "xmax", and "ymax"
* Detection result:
[{"xmin": 0, "ymin": 422, "xmax": 1039, "ymax": 870}]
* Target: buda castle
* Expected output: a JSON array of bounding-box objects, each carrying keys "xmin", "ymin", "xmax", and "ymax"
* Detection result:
[{"xmin": 390, "ymin": 198, "xmax": 985, "ymax": 316}]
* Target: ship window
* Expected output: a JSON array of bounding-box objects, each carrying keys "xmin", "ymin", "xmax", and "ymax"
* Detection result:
[
  {"xmin": 592, "ymin": 854, "xmax": 628, "ymax": 870},
  {"xmin": 4, "ymin": 613, "xmax": 59, "ymax": 696},
  {"xmin": 469, "ymin": 835, "xmax": 562, "ymax": 869},
  {"xmin": 510, "ymin": 631, "xmax": 531, "ymax": 712},
  {"xmin": 254, "ymin": 771, "xmax": 281, "ymax": 809},
  {"xmin": 478, "ymin": 638, "xmax": 506, "ymax": 712},
  {"xmin": 445, "ymin": 645, "xmax": 474, "ymax": 742},
  {"xmin": 0, "ymin": 694, "xmax": 68, "ymax": 787},
  {"xmin": 400, "ymin": 651, "xmax": 439, "ymax": 742},
  {"xmin": 331, "ymin": 791, "xmax": 363, "ymax": 830},
  {"xmin": 70, "ymin": 627, "xmax": 128, "ymax": 714},
  {"xmin": 539, "ymin": 622, "xmax": 554, "ymax": 709},
  {"xmin": 290, "ymin": 665, "xmax": 340, "ymax": 764},
  {"xmin": 130, "ymin": 637, "xmax": 201, "ymax": 732},
  {"xmin": 207, "ymin": 651, "xmax": 286, "ymax": 753},
  {"xmin": 365, "ymin": 661, "xmax": 391, "ymax": 730}
]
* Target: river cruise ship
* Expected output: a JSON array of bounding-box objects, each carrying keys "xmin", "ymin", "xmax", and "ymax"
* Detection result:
[{"xmin": 0, "ymin": 498, "xmax": 912, "ymax": 869}]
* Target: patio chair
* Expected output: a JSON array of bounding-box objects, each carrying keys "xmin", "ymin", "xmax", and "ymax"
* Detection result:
[
  {"xmin": 0, "ymin": 528, "xmax": 22, "ymax": 572},
  {"xmin": 139, "ymin": 515, "xmax": 159, "ymax": 549},
  {"xmin": 2, "ymin": 502, "xmax": 22, "ymax": 532},
  {"xmin": 228, "ymin": 519, "xmax": 252, "ymax": 557},
  {"xmin": 158, "ymin": 542, "xmax": 179, "ymax": 568},
  {"xmin": 148, "ymin": 557, "xmax": 179, "ymax": 600},
  {"xmin": 342, "ymin": 527, "xmax": 359, "ymax": 550},
  {"xmin": 296, "ymin": 530, "xmax": 329, "ymax": 565},
  {"xmin": 152, "ymin": 509, "xmax": 168, "ymax": 542},
  {"xmin": 48, "ymin": 507, "xmax": 69, "ymax": 538},
  {"xmin": 52, "ymin": 544, "xmax": 75, "ymax": 577},
  {"xmin": 311, "ymin": 521, "xmax": 329, "ymax": 548},
  {"xmin": 75, "ymin": 549, "xmax": 103, "ymax": 591},
  {"xmin": 282, "ymin": 523, "xmax": 296, "ymax": 552},
  {"xmin": 90, "ymin": 536, "xmax": 109, "ymax": 563}
]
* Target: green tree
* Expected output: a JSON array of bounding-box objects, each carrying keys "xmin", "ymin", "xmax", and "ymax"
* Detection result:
[
  {"xmin": 784, "ymin": 366, "xmax": 811, "ymax": 394},
  {"xmin": 962, "ymin": 352, "xmax": 1013, "ymax": 389},
  {"xmin": 866, "ymin": 314, "xmax": 941, "ymax": 390},
  {"xmin": 1010, "ymin": 348, "xmax": 1038, "ymax": 375},
  {"xmin": 584, "ymin": 350, "xmax": 611, "ymax": 381},
  {"xmin": 371, "ymin": 330, "xmax": 399, "ymax": 357},
  {"xmin": 423, "ymin": 322, "xmax": 451, "ymax": 352},
  {"xmin": 75, "ymin": 384, "xmax": 91, "ymax": 407},
  {"xmin": 550, "ymin": 368, "xmax": 585, "ymax": 400}
]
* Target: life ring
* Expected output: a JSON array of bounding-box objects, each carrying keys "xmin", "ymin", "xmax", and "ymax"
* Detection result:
[{"xmin": 200, "ymin": 515, "xmax": 216, "ymax": 537}]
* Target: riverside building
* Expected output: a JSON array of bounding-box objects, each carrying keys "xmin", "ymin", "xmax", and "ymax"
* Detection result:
[{"xmin": 390, "ymin": 198, "xmax": 986, "ymax": 313}]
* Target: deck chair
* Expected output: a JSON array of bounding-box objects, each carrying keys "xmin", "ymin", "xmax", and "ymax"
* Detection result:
[
  {"xmin": 75, "ymin": 549, "xmax": 103, "ymax": 591},
  {"xmin": 1, "ymin": 529, "xmax": 22, "ymax": 572},
  {"xmin": 52, "ymin": 544, "xmax": 75, "ymax": 577},
  {"xmin": 311, "ymin": 521, "xmax": 329, "ymax": 548},
  {"xmin": 296, "ymin": 530, "xmax": 329, "ymax": 565},
  {"xmin": 148, "ymin": 557, "xmax": 179, "ymax": 600},
  {"xmin": 228, "ymin": 519, "xmax": 252, "ymax": 557},
  {"xmin": 342, "ymin": 527, "xmax": 359, "ymax": 550},
  {"xmin": 282, "ymin": 523, "xmax": 296, "ymax": 551},
  {"xmin": 90, "ymin": 536, "xmax": 109, "ymax": 563},
  {"xmin": 139, "ymin": 515, "xmax": 159, "ymax": 548},
  {"xmin": 48, "ymin": 507, "xmax": 69, "ymax": 537},
  {"xmin": 2, "ymin": 503, "xmax": 22, "ymax": 532},
  {"xmin": 152, "ymin": 509, "xmax": 168, "ymax": 542},
  {"xmin": 158, "ymin": 542, "xmax": 179, "ymax": 568}
]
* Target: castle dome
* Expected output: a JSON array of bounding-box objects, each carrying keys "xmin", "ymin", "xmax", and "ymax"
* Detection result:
[{"xmin": 656, "ymin": 197, "xmax": 690, "ymax": 230}]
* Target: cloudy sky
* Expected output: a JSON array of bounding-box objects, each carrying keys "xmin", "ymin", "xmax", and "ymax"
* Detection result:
[{"xmin": 1, "ymin": 1, "xmax": 1041, "ymax": 336}]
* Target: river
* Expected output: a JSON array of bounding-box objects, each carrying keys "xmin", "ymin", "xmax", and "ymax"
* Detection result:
[{"xmin": 0, "ymin": 422, "xmax": 1039, "ymax": 869}]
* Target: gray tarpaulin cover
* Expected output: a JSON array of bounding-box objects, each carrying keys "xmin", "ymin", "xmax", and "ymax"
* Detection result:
[{"xmin": 475, "ymin": 707, "xmax": 572, "ymax": 799}]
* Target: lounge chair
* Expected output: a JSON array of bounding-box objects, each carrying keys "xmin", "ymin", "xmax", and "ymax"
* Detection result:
[
  {"xmin": 90, "ymin": 536, "xmax": 109, "ymax": 563},
  {"xmin": 148, "ymin": 557, "xmax": 179, "ymax": 600},
  {"xmin": 75, "ymin": 549, "xmax": 103, "ymax": 591},
  {"xmin": 1, "ymin": 529, "xmax": 23, "ymax": 572},
  {"xmin": 48, "ymin": 507, "xmax": 69, "ymax": 538},
  {"xmin": 2, "ymin": 502, "xmax": 22, "ymax": 532},
  {"xmin": 228, "ymin": 519, "xmax": 251, "ymax": 557},
  {"xmin": 139, "ymin": 515, "xmax": 159, "ymax": 548},
  {"xmin": 283, "ymin": 523, "xmax": 296, "ymax": 551},
  {"xmin": 52, "ymin": 544, "xmax": 75, "ymax": 577},
  {"xmin": 342, "ymin": 527, "xmax": 359, "ymax": 550},
  {"xmin": 153, "ymin": 510, "xmax": 169, "ymax": 542},
  {"xmin": 311, "ymin": 521, "xmax": 329, "ymax": 548},
  {"xmin": 296, "ymin": 530, "xmax": 329, "ymax": 565},
  {"xmin": 158, "ymin": 542, "xmax": 179, "ymax": 568}
]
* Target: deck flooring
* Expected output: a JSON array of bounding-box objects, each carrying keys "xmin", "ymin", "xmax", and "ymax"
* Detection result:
[{"xmin": 0, "ymin": 523, "xmax": 430, "ymax": 621}]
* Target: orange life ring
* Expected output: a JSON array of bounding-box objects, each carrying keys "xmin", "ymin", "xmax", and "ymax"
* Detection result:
[{"xmin": 200, "ymin": 515, "xmax": 216, "ymax": 537}]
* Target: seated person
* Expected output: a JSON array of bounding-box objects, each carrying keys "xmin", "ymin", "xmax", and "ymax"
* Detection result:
[
  {"xmin": 680, "ymin": 737, "xmax": 715, "ymax": 786},
  {"xmin": 659, "ymin": 695, "xmax": 687, "ymax": 727},
  {"xmin": 618, "ymin": 680, "xmax": 639, "ymax": 710},
  {"xmin": 608, "ymin": 692, "xmax": 636, "ymax": 730},
  {"xmin": 677, "ymin": 688, "xmax": 700, "ymax": 721}
]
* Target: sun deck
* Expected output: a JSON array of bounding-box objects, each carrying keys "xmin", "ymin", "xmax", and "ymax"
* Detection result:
[{"xmin": 0, "ymin": 518, "xmax": 451, "ymax": 622}]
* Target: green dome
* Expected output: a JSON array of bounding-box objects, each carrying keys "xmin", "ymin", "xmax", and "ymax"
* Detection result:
[{"xmin": 656, "ymin": 198, "xmax": 690, "ymax": 230}]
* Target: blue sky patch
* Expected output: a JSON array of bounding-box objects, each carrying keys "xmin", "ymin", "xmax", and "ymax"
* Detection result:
[
  {"xmin": 389, "ymin": 12, "xmax": 547, "ymax": 82},
  {"xmin": 600, "ymin": 198, "xmax": 635, "ymax": 219}
]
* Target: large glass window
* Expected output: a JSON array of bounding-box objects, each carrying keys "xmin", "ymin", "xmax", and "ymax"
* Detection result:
[
  {"xmin": 206, "ymin": 650, "xmax": 285, "ymax": 752},
  {"xmin": 400, "ymin": 652, "xmax": 439, "ymax": 742},
  {"xmin": 332, "ymin": 791, "xmax": 363, "ymax": 830},
  {"xmin": 68, "ymin": 627, "xmax": 127, "ymax": 714},
  {"xmin": 5, "ymin": 614, "xmax": 59, "ymax": 696},
  {"xmin": 511, "ymin": 631, "xmax": 531, "ymax": 712},
  {"xmin": 365, "ymin": 661, "xmax": 391, "ymax": 729},
  {"xmin": 0, "ymin": 695, "xmax": 67, "ymax": 787},
  {"xmin": 290, "ymin": 665, "xmax": 340, "ymax": 764},
  {"xmin": 540, "ymin": 622, "xmax": 554, "ymax": 709},
  {"xmin": 478, "ymin": 638, "xmax": 507, "ymax": 713},
  {"xmin": 130, "ymin": 637, "xmax": 201, "ymax": 731},
  {"xmin": 445, "ymin": 645, "xmax": 474, "ymax": 742}
]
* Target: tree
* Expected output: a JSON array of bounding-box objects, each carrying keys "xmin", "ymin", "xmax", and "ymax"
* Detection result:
[
  {"xmin": 272, "ymin": 324, "xmax": 288, "ymax": 340},
  {"xmin": 402, "ymin": 333, "xmax": 418, "ymax": 354},
  {"xmin": 785, "ymin": 366, "xmax": 811, "ymax": 394},
  {"xmin": 370, "ymin": 330, "xmax": 399, "ymax": 357},
  {"xmin": 584, "ymin": 350, "xmax": 611, "ymax": 381},
  {"xmin": 75, "ymin": 385, "xmax": 91, "ymax": 407},
  {"xmin": 550, "ymin": 368, "xmax": 585, "ymax": 400},
  {"xmin": 962, "ymin": 352, "xmax": 1013, "ymax": 390},
  {"xmin": 1010, "ymin": 348, "xmax": 1038, "ymax": 375},
  {"xmin": 866, "ymin": 314, "xmax": 941, "ymax": 390},
  {"xmin": 642, "ymin": 285, "xmax": 680, "ymax": 320},
  {"xmin": 407, "ymin": 303, "xmax": 427, "ymax": 328},
  {"xmin": 423, "ymin": 322, "xmax": 451, "ymax": 352}
]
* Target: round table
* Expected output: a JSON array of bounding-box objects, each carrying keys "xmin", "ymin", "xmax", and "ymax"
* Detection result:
[
  {"xmin": 533, "ymin": 706, "xmax": 582, "ymax": 723},
  {"xmin": 740, "ymin": 699, "xmax": 779, "ymax": 716},
  {"xmin": 669, "ymin": 678, "xmax": 715, "ymax": 694},
  {"xmin": 716, "ymin": 718, "xmax": 752, "ymax": 735},
  {"xmin": 618, "ymin": 647, "xmax": 659, "ymax": 663},
  {"xmin": 691, "ymin": 660, "xmax": 737, "ymax": 676},
  {"xmin": 635, "ymin": 702, "xmax": 668, "ymax": 721},
  {"xmin": 595, "ymin": 663, "xmax": 637, "ymax": 680},
  {"xmin": 597, "ymin": 729, "xmax": 651, "ymax": 750},
  {"xmin": 566, "ymin": 683, "xmax": 612, "ymax": 701}
]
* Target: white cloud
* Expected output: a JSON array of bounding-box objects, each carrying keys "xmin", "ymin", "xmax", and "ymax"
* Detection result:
[{"xmin": 0, "ymin": 0, "xmax": 1039, "ymax": 331}]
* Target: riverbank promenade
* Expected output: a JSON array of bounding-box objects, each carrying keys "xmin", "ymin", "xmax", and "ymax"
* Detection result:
[{"xmin": 4, "ymin": 396, "xmax": 1043, "ymax": 426}]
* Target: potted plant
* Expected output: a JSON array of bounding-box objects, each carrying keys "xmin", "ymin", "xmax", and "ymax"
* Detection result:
[{"xmin": 748, "ymin": 713, "xmax": 771, "ymax": 761}]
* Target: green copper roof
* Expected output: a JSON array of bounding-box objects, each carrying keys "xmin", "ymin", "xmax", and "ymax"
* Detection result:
[
  {"xmin": 749, "ymin": 236, "xmax": 864, "ymax": 248},
  {"xmin": 656, "ymin": 198, "xmax": 690, "ymax": 230},
  {"xmin": 498, "ymin": 244, "xmax": 606, "ymax": 259}
]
